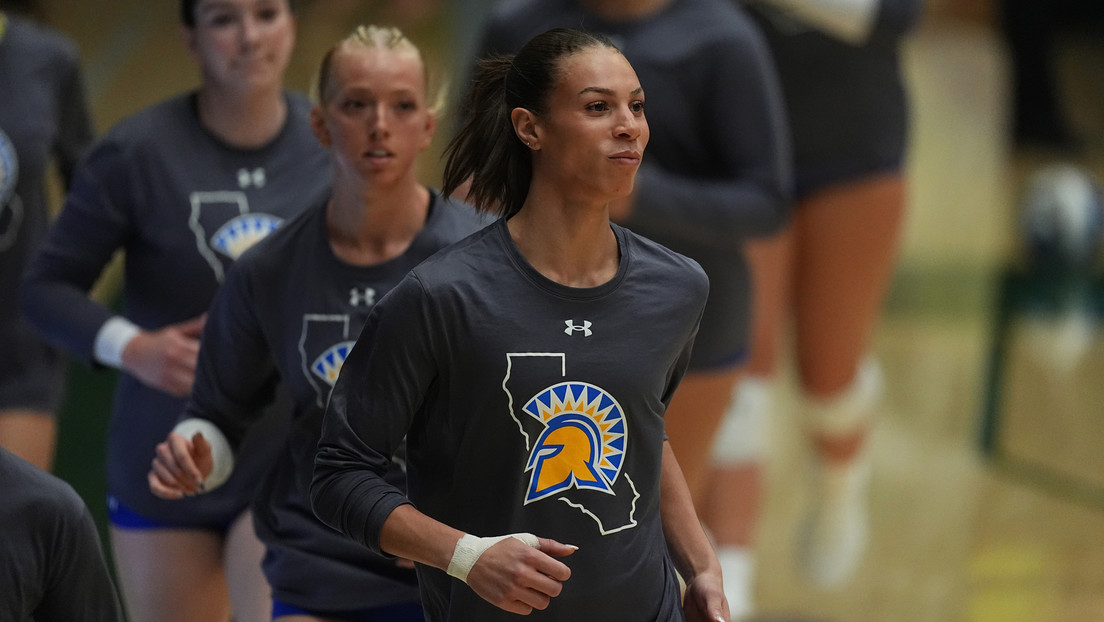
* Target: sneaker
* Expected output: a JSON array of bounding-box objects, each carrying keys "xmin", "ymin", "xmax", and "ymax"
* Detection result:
[{"xmin": 795, "ymin": 446, "xmax": 872, "ymax": 589}]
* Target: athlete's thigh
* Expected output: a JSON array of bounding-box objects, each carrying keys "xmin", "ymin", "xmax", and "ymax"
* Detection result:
[
  {"xmin": 0, "ymin": 410, "xmax": 57, "ymax": 470},
  {"xmin": 743, "ymin": 226, "xmax": 797, "ymax": 377},
  {"xmin": 791, "ymin": 173, "xmax": 907, "ymax": 393},
  {"xmin": 223, "ymin": 509, "xmax": 271, "ymax": 622},
  {"xmin": 664, "ymin": 367, "xmax": 744, "ymax": 505},
  {"xmin": 110, "ymin": 525, "xmax": 232, "ymax": 622}
]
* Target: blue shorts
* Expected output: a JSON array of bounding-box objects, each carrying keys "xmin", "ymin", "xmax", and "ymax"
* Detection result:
[
  {"xmin": 107, "ymin": 494, "xmax": 234, "ymax": 532},
  {"xmin": 272, "ymin": 600, "xmax": 424, "ymax": 622}
]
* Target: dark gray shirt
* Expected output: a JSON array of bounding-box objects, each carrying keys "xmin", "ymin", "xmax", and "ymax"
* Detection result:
[
  {"xmin": 314, "ymin": 219, "xmax": 708, "ymax": 621},
  {"xmin": 21, "ymin": 92, "xmax": 331, "ymax": 525},
  {"xmin": 0, "ymin": 447, "xmax": 122, "ymax": 622},
  {"xmin": 185, "ymin": 191, "xmax": 488, "ymax": 610}
]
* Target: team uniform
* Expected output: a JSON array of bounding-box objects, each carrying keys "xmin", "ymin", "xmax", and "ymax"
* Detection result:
[
  {"xmin": 313, "ymin": 219, "xmax": 710, "ymax": 621},
  {"xmin": 0, "ymin": 13, "xmax": 93, "ymax": 412},
  {"xmin": 20, "ymin": 92, "xmax": 330, "ymax": 527},
  {"xmin": 182, "ymin": 191, "xmax": 488, "ymax": 618},
  {"xmin": 0, "ymin": 446, "xmax": 122, "ymax": 622},
  {"xmin": 474, "ymin": 0, "xmax": 791, "ymax": 368},
  {"xmin": 744, "ymin": 0, "xmax": 922, "ymax": 197}
]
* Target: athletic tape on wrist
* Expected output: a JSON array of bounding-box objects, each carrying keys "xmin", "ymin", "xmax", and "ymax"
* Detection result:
[
  {"xmin": 170, "ymin": 418, "xmax": 234, "ymax": 491},
  {"xmin": 446, "ymin": 532, "xmax": 540, "ymax": 583}
]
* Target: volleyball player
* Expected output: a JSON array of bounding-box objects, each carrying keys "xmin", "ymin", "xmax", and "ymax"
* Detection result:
[{"xmin": 20, "ymin": 0, "xmax": 330, "ymax": 619}]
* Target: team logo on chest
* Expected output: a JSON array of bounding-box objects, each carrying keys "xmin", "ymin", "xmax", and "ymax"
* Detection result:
[
  {"xmin": 311, "ymin": 341, "xmax": 357, "ymax": 386},
  {"xmin": 522, "ymin": 382, "xmax": 626, "ymax": 504},
  {"xmin": 188, "ymin": 191, "xmax": 283, "ymax": 281}
]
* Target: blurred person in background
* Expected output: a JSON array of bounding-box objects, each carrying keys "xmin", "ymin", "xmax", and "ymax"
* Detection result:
[
  {"xmin": 0, "ymin": 0, "xmax": 94, "ymax": 470},
  {"xmin": 19, "ymin": 0, "xmax": 331, "ymax": 620},
  {"xmin": 704, "ymin": 0, "xmax": 924, "ymax": 608}
]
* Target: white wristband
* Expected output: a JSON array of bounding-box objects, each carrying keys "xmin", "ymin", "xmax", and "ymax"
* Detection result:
[
  {"xmin": 93, "ymin": 316, "xmax": 141, "ymax": 369},
  {"xmin": 446, "ymin": 532, "xmax": 540, "ymax": 583},
  {"xmin": 170, "ymin": 418, "xmax": 234, "ymax": 492}
]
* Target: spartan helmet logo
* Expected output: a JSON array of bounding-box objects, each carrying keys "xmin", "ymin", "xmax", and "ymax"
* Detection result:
[{"xmin": 564, "ymin": 320, "xmax": 592, "ymax": 337}]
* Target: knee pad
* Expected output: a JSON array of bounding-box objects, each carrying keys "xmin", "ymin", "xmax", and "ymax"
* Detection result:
[
  {"xmin": 711, "ymin": 376, "xmax": 772, "ymax": 464},
  {"xmin": 802, "ymin": 356, "xmax": 884, "ymax": 437}
]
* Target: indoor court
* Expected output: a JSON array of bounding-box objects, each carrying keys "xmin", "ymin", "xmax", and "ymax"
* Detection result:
[{"xmin": 29, "ymin": 1, "xmax": 1104, "ymax": 620}]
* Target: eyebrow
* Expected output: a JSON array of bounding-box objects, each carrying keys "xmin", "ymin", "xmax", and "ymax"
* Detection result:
[{"xmin": 578, "ymin": 86, "xmax": 644, "ymax": 96}]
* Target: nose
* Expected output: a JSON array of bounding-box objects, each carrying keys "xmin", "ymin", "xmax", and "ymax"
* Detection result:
[
  {"xmin": 239, "ymin": 14, "xmax": 260, "ymax": 51},
  {"xmin": 369, "ymin": 103, "xmax": 390, "ymax": 139},
  {"xmin": 614, "ymin": 105, "xmax": 643, "ymax": 141}
]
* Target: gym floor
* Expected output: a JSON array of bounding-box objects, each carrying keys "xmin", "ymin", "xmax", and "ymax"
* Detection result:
[{"xmin": 37, "ymin": 1, "xmax": 1104, "ymax": 620}]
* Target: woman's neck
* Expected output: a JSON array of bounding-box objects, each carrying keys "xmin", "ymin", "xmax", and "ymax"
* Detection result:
[
  {"xmin": 508, "ymin": 192, "xmax": 620, "ymax": 288},
  {"xmin": 195, "ymin": 85, "xmax": 287, "ymax": 150},
  {"xmin": 326, "ymin": 180, "xmax": 430, "ymax": 267}
]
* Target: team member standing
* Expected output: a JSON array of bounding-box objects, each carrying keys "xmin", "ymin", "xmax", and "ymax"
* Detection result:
[
  {"xmin": 468, "ymin": 0, "xmax": 790, "ymax": 519},
  {"xmin": 0, "ymin": 4, "xmax": 94, "ymax": 470},
  {"xmin": 147, "ymin": 25, "xmax": 489, "ymax": 621},
  {"xmin": 312, "ymin": 28, "xmax": 729, "ymax": 622},
  {"xmin": 19, "ymin": 1, "xmax": 330, "ymax": 620},
  {"xmin": 705, "ymin": 0, "xmax": 923, "ymax": 593},
  {"xmin": 467, "ymin": 2, "xmax": 790, "ymax": 614},
  {"xmin": 0, "ymin": 446, "xmax": 123, "ymax": 622}
]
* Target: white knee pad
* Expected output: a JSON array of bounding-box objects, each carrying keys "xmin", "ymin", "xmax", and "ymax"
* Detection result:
[
  {"xmin": 711, "ymin": 376, "xmax": 773, "ymax": 465},
  {"xmin": 802, "ymin": 356, "xmax": 884, "ymax": 437}
]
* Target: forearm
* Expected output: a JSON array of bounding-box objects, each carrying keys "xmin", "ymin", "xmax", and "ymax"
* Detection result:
[
  {"xmin": 660, "ymin": 441, "xmax": 722, "ymax": 581},
  {"xmin": 380, "ymin": 503, "xmax": 465, "ymax": 571}
]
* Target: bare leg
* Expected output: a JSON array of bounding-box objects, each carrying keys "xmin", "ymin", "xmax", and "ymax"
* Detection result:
[
  {"xmin": 223, "ymin": 509, "xmax": 273, "ymax": 622},
  {"xmin": 702, "ymin": 227, "xmax": 794, "ymax": 618},
  {"xmin": 0, "ymin": 410, "xmax": 58, "ymax": 471},
  {"xmin": 110, "ymin": 526, "xmax": 232, "ymax": 622},
  {"xmin": 663, "ymin": 367, "xmax": 744, "ymax": 509},
  {"xmin": 791, "ymin": 172, "xmax": 906, "ymax": 587}
]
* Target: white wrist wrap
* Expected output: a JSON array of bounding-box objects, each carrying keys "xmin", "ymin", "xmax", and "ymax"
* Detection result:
[
  {"xmin": 171, "ymin": 418, "xmax": 234, "ymax": 491},
  {"xmin": 94, "ymin": 316, "xmax": 140, "ymax": 368},
  {"xmin": 446, "ymin": 532, "xmax": 540, "ymax": 583}
]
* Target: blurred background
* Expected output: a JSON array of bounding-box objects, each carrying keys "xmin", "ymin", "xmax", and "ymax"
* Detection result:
[{"xmin": 18, "ymin": 0, "xmax": 1104, "ymax": 620}]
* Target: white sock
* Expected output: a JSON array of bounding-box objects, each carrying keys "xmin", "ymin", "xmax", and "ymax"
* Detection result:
[{"xmin": 716, "ymin": 546, "xmax": 755, "ymax": 620}]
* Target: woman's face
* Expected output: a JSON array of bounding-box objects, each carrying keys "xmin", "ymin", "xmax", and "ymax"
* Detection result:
[
  {"xmin": 528, "ymin": 47, "xmax": 649, "ymax": 202},
  {"xmin": 185, "ymin": 0, "xmax": 296, "ymax": 92},
  {"xmin": 310, "ymin": 45, "xmax": 436, "ymax": 188}
]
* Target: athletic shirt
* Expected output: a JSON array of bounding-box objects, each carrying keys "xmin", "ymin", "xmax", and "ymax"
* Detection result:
[
  {"xmin": 744, "ymin": 0, "xmax": 923, "ymax": 196},
  {"xmin": 182, "ymin": 191, "xmax": 489, "ymax": 610},
  {"xmin": 0, "ymin": 13, "xmax": 92, "ymax": 327},
  {"xmin": 20, "ymin": 92, "xmax": 331, "ymax": 525},
  {"xmin": 0, "ymin": 447, "xmax": 123, "ymax": 622},
  {"xmin": 314, "ymin": 219, "xmax": 709, "ymax": 621},
  {"xmin": 474, "ymin": 0, "xmax": 792, "ymax": 369}
]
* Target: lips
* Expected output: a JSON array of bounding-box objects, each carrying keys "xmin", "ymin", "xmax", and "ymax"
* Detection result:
[{"xmin": 609, "ymin": 150, "xmax": 641, "ymax": 164}]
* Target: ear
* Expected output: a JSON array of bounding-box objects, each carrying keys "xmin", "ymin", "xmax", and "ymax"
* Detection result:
[
  {"xmin": 309, "ymin": 106, "xmax": 331, "ymax": 148},
  {"xmin": 419, "ymin": 110, "xmax": 437, "ymax": 151},
  {"xmin": 510, "ymin": 107, "xmax": 539, "ymax": 150}
]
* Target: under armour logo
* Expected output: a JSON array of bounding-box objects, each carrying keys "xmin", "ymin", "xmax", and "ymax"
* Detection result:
[
  {"xmin": 564, "ymin": 320, "xmax": 592, "ymax": 337},
  {"xmin": 349, "ymin": 287, "xmax": 376, "ymax": 306},
  {"xmin": 237, "ymin": 168, "xmax": 266, "ymax": 188}
]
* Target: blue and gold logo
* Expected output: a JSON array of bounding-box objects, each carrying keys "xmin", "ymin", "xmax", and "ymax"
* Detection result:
[
  {"xmin": 0, "ymin": 128, "xmax": 17, "ymax": 205},
  {"xmin": 209, "ymin": 213, "xmax": 283, "ymax": 259},
  {"xmin": 522, "ymin": 382, "xmax": 626, "ymax": 504},
  {"xmin": 311, "ymin": 340, "xmax": 357, "ymax": 387}
]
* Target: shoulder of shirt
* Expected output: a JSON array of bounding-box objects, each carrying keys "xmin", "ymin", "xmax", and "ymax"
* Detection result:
[
  {"xmin": 4, "ymin": 14, "xmax": 82, "ymax": 63},
  {"xmin": 619, "ymin": 224, "xmax": 709, "ymax": 286},
  {"xmin": 0, "ymin": 448, "xmax": 87, "ymax": 518}
]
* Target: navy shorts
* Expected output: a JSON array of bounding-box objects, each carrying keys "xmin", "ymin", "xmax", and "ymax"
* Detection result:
[{"xmin": 272, "ymin": 599, "xmax": 424, "ymax": 621}]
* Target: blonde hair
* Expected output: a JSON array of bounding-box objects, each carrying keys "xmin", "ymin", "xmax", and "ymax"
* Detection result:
[{"xmin": 311, "ymin": 25, "xmax": 446, "ymax": 115}]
